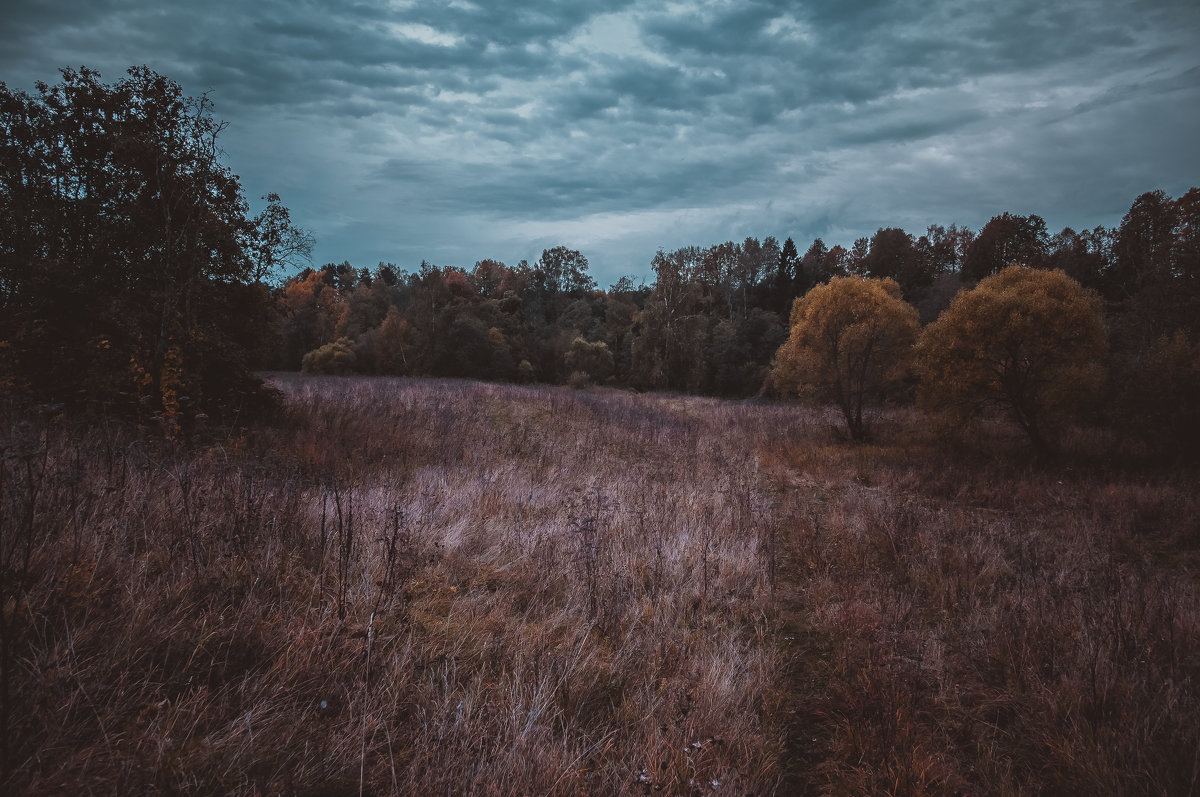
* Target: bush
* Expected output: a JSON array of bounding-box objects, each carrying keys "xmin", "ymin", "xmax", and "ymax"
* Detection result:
[
  {"xmin": 301, "ymin": 338, "xmax": 357, "ymax": 375},
  {"xmin": 564, "ymin": 338, "xmax": 614, "ymax": 386}
]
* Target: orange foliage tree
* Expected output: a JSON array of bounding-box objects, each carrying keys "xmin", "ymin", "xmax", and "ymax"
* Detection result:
[
  {"xmin": 772, "ymin": 276, "xmax": 919, "ymax": 441},
  {"xmin": 916, "ymin": 265, "xmax": 1107, "ymax": 454}
]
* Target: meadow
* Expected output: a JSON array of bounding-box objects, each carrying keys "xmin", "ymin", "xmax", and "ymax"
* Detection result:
[{"xmin": 2, "ymin": 375, "xmax": 1197, "ymax": 794}]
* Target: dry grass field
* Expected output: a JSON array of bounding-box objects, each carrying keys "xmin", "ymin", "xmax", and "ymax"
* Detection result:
[{"xmin": 2, "ymin": 375, "xmax": 1198, "ymax": 794}]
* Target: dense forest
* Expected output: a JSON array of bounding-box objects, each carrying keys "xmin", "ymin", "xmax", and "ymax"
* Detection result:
[{"xmin": 273, "ymin": 182, "xmax": 1198, "ymax": 388}]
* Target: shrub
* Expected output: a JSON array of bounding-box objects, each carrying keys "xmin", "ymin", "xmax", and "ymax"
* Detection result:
[
  {"xmin": 301, "ymin": 337, "xmax": 357, "ymax": 375},
  {"xmin": 564, "ymin": 337, "xmax": 614, "ymax": 386}
]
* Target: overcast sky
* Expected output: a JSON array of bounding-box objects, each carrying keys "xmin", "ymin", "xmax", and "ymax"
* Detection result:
[{"xmin": 3, "ymin": 0, "xmax": 1198, "ymax": 286}]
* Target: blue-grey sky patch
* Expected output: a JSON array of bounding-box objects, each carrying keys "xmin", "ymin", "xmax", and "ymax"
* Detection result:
[{"xmin": 2, "ymin": 0, "xmax": 1197, "ymax": 286}]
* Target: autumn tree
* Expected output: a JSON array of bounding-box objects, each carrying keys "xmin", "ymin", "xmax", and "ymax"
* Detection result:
[
  {"xmin": 275, "ymin": 266, "xmax": 345, "ymax": 368},
  {"xmin": 772, "ymin": 276, "xmax": 919, "ymax": 441},
  {"xmin": 374, "ymin": 307, "xmax": 418, "ymax": 375},
  {"xmin": 916, "ymin": 266, "xmax": 1107, "ymax": 454},
  {"xmin": 469, "ymin": 259, "xmax": 507, "ymax": 298}
]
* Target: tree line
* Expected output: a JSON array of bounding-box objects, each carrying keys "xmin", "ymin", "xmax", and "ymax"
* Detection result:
[
  {"xmin": 2, "ymin": 67, "xmax": 1196, "ymax": 455},
  {"xmin": 273, "ymin": 186, "xmax": 1198, "ymax": 454}
]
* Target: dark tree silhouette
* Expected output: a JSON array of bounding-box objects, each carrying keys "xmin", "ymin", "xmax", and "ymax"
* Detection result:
[
  {"xmin": 773, "ymin": 236, "xmax": 803, "ymax": 312},
  {"xmin": 0, "ymin": 66, "xmax": 308, "ymax": 424},
  {"xmin": 961, "ymin": 212, "xmax": 1048, "ymax": 283}
]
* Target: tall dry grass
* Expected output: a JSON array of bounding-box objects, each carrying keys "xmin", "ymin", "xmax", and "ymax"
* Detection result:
[
  {"xmin": 2, "ymin": 377, "xmax": 792, "ymax": 794},
  {"xmin": 769, "ymin": 420, "xmax": 1200, "ymax": 795},
  {"xmin": 3, "ymin": 376, "xmax": 1198, "ymax": 794}
]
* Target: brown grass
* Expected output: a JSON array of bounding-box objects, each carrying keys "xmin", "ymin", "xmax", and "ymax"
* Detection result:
[
  {"xmin": 770, "ymin": 414, "xmax": 1200, "ymax": 795},
  {"xmin": 2, "ymin": 376, "xmax": 1198, "ymax": 794},
  {"xmin": 2, "ymin": 377, "xmax": 789, "ymax": 794}
]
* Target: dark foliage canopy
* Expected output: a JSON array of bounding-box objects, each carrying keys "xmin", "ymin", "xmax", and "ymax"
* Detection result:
[{"xmin": 0, "ymin": 67, "xmax": 309, "ymax": 428}]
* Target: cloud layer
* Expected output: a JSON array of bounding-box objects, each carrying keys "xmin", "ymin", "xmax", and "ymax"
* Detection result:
[{"xmin": 4, "ymin": 0, "xmax": 1198, "ymax": 284}]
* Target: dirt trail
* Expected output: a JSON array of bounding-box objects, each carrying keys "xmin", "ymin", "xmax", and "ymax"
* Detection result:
[
  {"xmin": 772, "ymin": 520, "xmax": 836, "ymax": 794},
  {"xmin": 755, "ymin": 458, "xmax": 836, "ymax": 795}
]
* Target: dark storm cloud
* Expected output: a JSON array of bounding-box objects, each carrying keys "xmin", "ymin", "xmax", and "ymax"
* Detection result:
[
  {"xmin": 373, "ymin": 139, "xmax": 772, "ymax": 219},
  {"xmin": 2, "ymin": 0, "xmax": 1198, "ymax": 282},
  {"xmin": 1060, "ymin": 65, "xmax": 1200, "ymax": 120}
]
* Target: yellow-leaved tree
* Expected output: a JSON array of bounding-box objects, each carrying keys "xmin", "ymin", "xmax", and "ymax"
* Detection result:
[
  {"xmin": 916, "ymin": 265, "xmax": 1107, "ymax": 454},
  {"xmin": 772, "ymin": 276, "xmax": 919, "ymax": 441}
]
